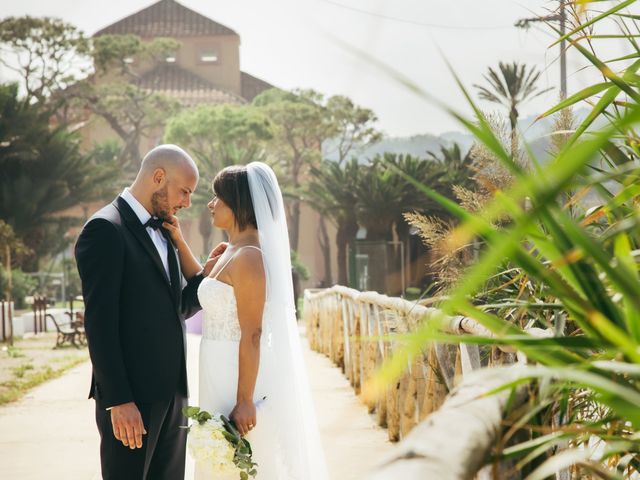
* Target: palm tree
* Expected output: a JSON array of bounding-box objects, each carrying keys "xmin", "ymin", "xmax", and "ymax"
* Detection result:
[
  {"xmin": 474, "ymin": 62, "xmax": 552, "ymax": 155},
  {"xmin": 306, "ymin": 154, "xmax": 469, "ymax": 290},
  {"xmin": 0, "ymin": 83, "xmax": 118, "ymax": 270},
  {"xmin": 381, "ymin": 153, "xmax": 452, "ymax": 221},
  {"xmin": 426, "ymin": 143, "xmax": 471, "ymax": 171},
  {"xmin": 425, "ymin": 142, "xmax": 476, "ymax": 194},
  {"xmin": 306, "ymin": 159, "xmax": 361, "ymax": 286}
]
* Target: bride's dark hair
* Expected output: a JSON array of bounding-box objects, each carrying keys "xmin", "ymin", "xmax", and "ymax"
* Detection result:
[{"xmin": 212, "ymin": 165, "xmax": 258, "ymax": 231}]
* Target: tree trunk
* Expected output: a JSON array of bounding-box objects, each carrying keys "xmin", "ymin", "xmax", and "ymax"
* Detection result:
[
  {"xmin": 510, "ymin": 105, "xmax": 518, "ymax": 159},
  {"xmin": 337, "ymin": 218, "xmax": 359, "ymax": 287},
  {"xmin": 288, "ymin": 200, "xmax": 302, "ymax": 302},
  {"xmin": 336, "ymin": 225, "xmax": 349, "ymax": 286},
  {"xmin": 318, "ymin": 216, "xmax": 332, "ymax": 287},
  {"xmin": 283, "ymin": 200, "xmax": 303, "ymax": 301},
  {"xmin": 289, "ymin": 200, "xmax": 301, "ymax": 251}
]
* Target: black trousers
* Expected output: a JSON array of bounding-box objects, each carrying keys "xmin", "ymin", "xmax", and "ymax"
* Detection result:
[{"xmin": 95, "ymin": 393, "xmax": 187, "ymax": 480}]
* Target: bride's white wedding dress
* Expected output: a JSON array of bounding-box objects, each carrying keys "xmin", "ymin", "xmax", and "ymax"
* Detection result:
[
  {"xmin": 193, "ymin": 162, "xmax": 328, "ymax": 480},
  {"xmin": 195, "ymin": 246, "xmax": 283, "ymax": 479}
]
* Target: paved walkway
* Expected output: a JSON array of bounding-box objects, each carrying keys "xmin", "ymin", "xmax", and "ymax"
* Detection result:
[{"xmin": 0, "ymin": 330, "xmax": 393, "ymax": 479}]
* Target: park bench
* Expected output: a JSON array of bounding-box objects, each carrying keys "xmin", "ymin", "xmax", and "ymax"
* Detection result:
[
  {"xmin": 70, "ymin": 311, "xmax": 87, "ymax": 346},
  {"xmin": 46, "ymin": 313, "xmax": 85, "ymax": 349}
]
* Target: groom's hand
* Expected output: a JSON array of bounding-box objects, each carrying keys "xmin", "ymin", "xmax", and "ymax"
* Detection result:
[
  {"xmin": 203, "ymin": 242, "xmax": 228, "ymax": 276},
  {"xmin": 110, "ymin": 402, "xmax": 147, "ymax": 449}
]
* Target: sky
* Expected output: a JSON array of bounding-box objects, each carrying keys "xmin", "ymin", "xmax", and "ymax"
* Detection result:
[{"xmin": 0, "ymin": 0, "xmax": 636, "ymax": 137}]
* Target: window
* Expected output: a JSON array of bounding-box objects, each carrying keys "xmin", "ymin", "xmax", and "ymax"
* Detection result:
[{"xmin": 200, "ymin": 51, "xmax": 218, "ymax": 63}]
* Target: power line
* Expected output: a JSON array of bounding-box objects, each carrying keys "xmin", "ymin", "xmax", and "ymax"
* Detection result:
[{"xmin": 317, "ymin": 0, "xmax": 513, "ymax": 30}]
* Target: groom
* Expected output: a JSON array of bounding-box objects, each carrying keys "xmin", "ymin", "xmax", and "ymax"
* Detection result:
[{"xmin": 75, "ymin": 145, "xmax": 222, "ymax": 480}]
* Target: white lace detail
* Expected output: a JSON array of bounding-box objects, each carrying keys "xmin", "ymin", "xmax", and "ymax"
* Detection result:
[
  {"xmin": 197, "ymin": 246, "xmax": 263, "ymax": 342},
  {"xmin": 199, "ymin": 278, "xmax": 241, "ymax": 342}
]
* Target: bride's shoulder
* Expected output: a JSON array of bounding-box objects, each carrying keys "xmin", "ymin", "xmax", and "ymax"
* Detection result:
[
  {"xmin": 228, "ymin": 246, "xmax": 265, "ymax": 291},
  {"xmin": 238, "ymin": 245, "xmax": 263, "ymax": 258},
  {"xmin": 230, "ymin": 246, "xmax": 264, "ymax": 274}
]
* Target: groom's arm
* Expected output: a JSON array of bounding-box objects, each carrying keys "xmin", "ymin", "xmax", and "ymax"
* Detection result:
[
  {"xmin": 75, "ymin": 218, "xmax": 133, "ymax": 408},
  {"xmin": 181, "ymin": 271, "xmax": 204, "ymax": 319}
]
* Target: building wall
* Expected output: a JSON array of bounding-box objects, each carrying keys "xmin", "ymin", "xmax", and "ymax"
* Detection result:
[
  {"xmin": 175, "ymin": 35, "xmax": 241, "ymax": 94},
  {"xmin": 297, "ymin": 204, "xmax": 338, "ymax": 290},
  {"xmin": 127, "ymin": 34, "xmax": 241, "ymax": 95}
]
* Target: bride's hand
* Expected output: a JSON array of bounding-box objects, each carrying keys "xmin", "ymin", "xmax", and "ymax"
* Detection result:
[
  {"xmin": 202, "ymin": 242, "xmax": 228, "ymax": 277},
  {"xmin": 230, "ymin": 400, "xmax": 256, "ymax": 437},
  {"xmin": 162, "ymin": 215, "xmax": 185, "ymax": 246}
]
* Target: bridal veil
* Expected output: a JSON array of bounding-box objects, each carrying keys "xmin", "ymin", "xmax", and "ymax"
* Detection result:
[{"xmin": 246, "ymin": 162, "xmax": 328, "ymax": 480}]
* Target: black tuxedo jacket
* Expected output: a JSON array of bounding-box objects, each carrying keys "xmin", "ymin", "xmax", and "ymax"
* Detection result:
[{"xmin": 75, "ymin": 196, "xmax": 204, "ymax": 410}]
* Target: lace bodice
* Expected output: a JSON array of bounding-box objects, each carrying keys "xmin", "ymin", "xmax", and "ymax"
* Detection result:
[
  {"xmin": 197, "ymin": 246, "xmax": 263, "ymax": 342},
  {"xmin": 198, "ymin": 277, "xmax": 241, "ymax": 341}
]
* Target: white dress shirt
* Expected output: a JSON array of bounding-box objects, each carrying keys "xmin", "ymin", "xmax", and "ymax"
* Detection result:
[{"xmin": 121, "ymin": 188, "xmax": 170, "ymax": 281}]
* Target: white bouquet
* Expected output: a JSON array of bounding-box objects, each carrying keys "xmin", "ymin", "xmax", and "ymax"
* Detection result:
[{"xmin": 183, "ymin": 406, "xmax": 258, "ymax": 480}]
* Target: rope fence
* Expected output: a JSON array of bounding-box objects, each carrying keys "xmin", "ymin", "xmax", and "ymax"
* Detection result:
[{"xmin": 303, "ymin": 286, "xmax": 547, "ymax": 479}]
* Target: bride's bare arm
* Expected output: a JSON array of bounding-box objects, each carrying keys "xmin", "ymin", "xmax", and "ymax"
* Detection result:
[
  {"xmin": 230, "ymin": 249, "xmax": 266, "ymax": 436},
  {"xmin": 163, "ymin": 215, "xmax": 226, "ymax": 278}
]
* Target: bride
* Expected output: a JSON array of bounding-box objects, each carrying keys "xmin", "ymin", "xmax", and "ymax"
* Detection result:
[{"xmin": 164, "ymin": 162, "xmax": 328, "ymax": 479}]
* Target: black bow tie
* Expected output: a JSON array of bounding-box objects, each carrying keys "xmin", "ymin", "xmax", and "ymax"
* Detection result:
[{"xmin": 144, "ymin": 217, "xmax": 164, "ymax": 230}]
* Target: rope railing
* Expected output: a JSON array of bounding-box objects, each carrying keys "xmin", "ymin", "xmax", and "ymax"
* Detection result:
[
  {"xmin": 303, "ymin": 285, "xmax": 500, "ymax": 442},
  {"xmin": 303, "ymin": 286, "xmax": 545, "ymax": 479}
]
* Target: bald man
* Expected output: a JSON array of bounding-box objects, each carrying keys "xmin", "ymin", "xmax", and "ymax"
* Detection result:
[{"xmin": 75, "ymin": 145, "xmax": 224, "ymax": 480}]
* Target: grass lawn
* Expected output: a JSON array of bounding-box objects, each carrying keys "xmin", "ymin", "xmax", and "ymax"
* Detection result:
[{"xmin": 0, "ymin": 333, "xmax": 89, "ymax": 405}]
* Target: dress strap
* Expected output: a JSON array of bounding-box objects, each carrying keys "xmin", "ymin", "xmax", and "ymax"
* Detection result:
[{"xmin": 212, "ymin": 245, "xmax": 262, "ymax": 280}]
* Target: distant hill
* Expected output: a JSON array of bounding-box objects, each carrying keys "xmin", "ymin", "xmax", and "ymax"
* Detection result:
[{"xmin": 324, "ymin": 109, "xmax": 590, "ymax": 164}]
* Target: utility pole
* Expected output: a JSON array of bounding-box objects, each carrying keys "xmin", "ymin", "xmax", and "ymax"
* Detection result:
[
  {"xmin": 559, "ymin": 0, "xmax": 567, "ymax": 98},
  {"xmin": 516, "ymin": 0, "xmax": 567, "ymax": 98}
]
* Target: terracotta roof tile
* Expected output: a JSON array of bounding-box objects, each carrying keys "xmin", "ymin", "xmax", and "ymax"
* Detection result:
[
  {"xmin": 138, "ymin": 63, "xmax": 245, "ymax": 106},
  {"xmin": 240, "ymin": 71, "xmax": 275, "ymax": 102},
  {"xmin": 153, "ymin": 88, "xmax": 245, "ymax": 107},
  {"xmin": 139, "ymin": 63, "xmax": 211, "ymax": 91},
  {"xmin": 94, "ymin": 0, "xmax": 237, "ymax": 38}
]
